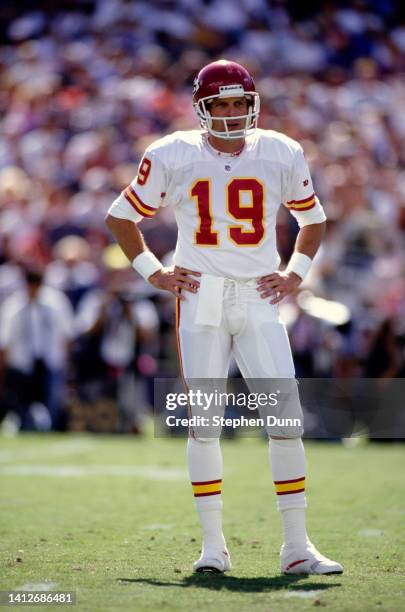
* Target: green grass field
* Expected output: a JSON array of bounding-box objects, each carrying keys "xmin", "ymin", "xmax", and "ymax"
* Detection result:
[{"xmin": 1, "ymin": 432, "xmax": 404, "ymax": 611}]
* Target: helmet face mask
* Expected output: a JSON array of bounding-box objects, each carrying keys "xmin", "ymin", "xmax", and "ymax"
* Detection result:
[
  {"xmin": 195, "ymin": 92, "xmax": 260, "ymax": 140},
  {"xmin": 193, "ymin": 60, "xmax": 260, "ymax": 140}
]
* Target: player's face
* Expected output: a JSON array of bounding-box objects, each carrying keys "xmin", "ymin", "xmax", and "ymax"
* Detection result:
[{"xmin": 209, "ymin": 97, "xmax": 249, "ymax": 133}]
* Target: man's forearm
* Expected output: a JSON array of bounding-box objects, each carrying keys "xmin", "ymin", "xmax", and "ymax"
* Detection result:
[
  {"xmin": 105, "ymin": 215, "xmax": 147, "ymax": 261},
  {"xmin": 294, "ymin": 221, "xmax": 326, "ymax": 259},
  {"xmin": 105, "ymin": 213, "xmax": 200, "ymax": 297},
  {"xmin": 105, "ymin": 214, "xmax": 164, "ymax": 281}
]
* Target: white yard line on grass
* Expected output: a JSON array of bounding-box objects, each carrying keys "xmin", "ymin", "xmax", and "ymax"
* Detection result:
[
  {"xmin": 15, "ymin": 582, "xmax": 58, "ymax": 591},
  {"xmin": 358, "ymin": 528, "xmax": 384, "ymax": 536},
  {"xmin": 0, "ymin": 465, "xmax": 186, "ymax": 479},
  {"xmin": 0, "ymin": 439, "xmax": 96, "ymax": 463},
  {"xmin": 45, "ymin": 440, "xmax": 96, "ymax": 455},
  {"xmin": 0, "ymin": 451, "xmax": 15, "ymax": 462}
]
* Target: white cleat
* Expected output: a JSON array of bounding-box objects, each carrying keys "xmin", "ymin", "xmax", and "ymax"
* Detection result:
[
  {"xmin": 193, "ymin": 548, "xmax": 232, "ymax": 574},
  {"xmin": 281, "ymin": 541, "xmax": 343, "ymax": 575}
]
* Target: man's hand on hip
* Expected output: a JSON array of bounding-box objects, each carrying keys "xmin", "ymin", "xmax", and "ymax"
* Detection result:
[
  {"xmin": 149, "ymin": 266, "xmax": 201, "ymax": 299},
  {"xmin": 257, "ymin": 271, "xmax": 301, "ymax": 304}
]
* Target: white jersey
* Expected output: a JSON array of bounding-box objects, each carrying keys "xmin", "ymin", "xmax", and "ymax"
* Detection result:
[{"xmin": 108, "ymin": 129, "xmax": 326, "ymax": 280}]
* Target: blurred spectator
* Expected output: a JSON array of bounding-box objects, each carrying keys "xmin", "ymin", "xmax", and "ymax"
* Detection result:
[
  {"xmin": 365, "ymin": 319, "xmax": 403, "ymax": 378},
  {"xmin": 0, "ymin": 266, "xmax": 74, "ymax": 430},
  {"xmin": 74, "ymin": 278, "xmax": 159, "ymax": 431},
  {"xmin": 45, "ymin": 235, "xmax": 100, "ymax": 309}
]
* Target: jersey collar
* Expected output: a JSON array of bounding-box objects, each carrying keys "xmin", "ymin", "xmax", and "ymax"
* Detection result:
[{"xmin": 203, "ymin": 133, "xmax": 245, "ymax": 159}]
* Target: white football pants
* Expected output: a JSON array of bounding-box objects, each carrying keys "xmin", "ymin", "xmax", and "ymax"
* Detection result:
[{"xmin": 176, "ymin": 278, "xmax": 303, "ymax": 438}]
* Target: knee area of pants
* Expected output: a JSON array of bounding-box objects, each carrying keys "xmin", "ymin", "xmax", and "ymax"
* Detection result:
[
  {"xmin": 267, "ymin": 427, "xmax": 304, "ymax": 439},
  {"xmin": 190, "ymin": 436, "xmax": 220, "ymax": 445},
  {"xmin": 270, "ymin": 437, "xmax": 302, "ymax": 447}
]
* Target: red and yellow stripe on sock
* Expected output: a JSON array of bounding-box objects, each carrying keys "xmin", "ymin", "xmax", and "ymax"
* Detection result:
[
  {"xmin": 274, "ymin": 476, "xmax": 305, "ymax": 496},
  {"xmin": 192, "ymin": 479, "xmax": 222, "ymax": 498}
]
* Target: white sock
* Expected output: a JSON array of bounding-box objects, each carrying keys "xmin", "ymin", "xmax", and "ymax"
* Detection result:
[
  {"xmin": 269, "ymin": 438, "xmax": 308, "ymax": 549},
  {"xmin": 281, "ymin": 508, "xmax": 308, "ymax": 549},
  {"xmin": 187, "ymin": 437, "xmax": 225, "ymax": 552},
  {"xmin": 197, "ymin": 501, "xmax": 225, "ymax": 551}
]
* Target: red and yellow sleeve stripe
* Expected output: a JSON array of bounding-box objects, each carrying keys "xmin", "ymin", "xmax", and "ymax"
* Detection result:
[
  {"xmin": 286, "ymin": 194, "xmax": 316, "ymax": 212},
  {"xmin": 124, "ymin": 185, "xmax": 158, "ymax": 218},
  {"xmin": 192, "ymin": 479, "xmax": 222, "ymax": 497},
  {"xmin": 274, "ymin": 476, "xmax": 305, "ymax": 495}
]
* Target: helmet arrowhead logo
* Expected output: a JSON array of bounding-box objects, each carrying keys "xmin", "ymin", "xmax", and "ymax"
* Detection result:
[{"xmin": 192, "ymin": 78, "xmax": 200, "ymax": 96}]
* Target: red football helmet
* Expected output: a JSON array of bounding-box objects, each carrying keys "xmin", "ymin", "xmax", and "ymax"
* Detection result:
[{"xmin": 193, "ymin": 59, "xmax": 260, "ymax": 139}]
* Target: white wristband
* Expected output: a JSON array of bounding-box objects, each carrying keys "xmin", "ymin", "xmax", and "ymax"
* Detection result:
[
  {"xmin": 285, "ymin": 252, "xmax": 312, "ymax": 281},
  {"xmin": 132, "ymin": 251, "xmax": 162, "ymax": 281}
]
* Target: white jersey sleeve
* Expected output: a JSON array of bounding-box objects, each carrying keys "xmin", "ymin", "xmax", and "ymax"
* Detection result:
[
  {"xmin": 283, "ymin": 147, "xmax": 326, "ymax": 227},
  {"xmin": 107, "ymin": 147, "xmax": 168, "ymax": 223}
]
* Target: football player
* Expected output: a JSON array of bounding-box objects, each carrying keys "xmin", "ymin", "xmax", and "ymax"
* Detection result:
[{"xmin": 106, "ymin": 60, "xmax": 343, "ymax": 576}]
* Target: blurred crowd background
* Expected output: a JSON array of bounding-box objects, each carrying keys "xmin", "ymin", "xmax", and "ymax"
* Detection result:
[{"xmin": 0, "ymin": 0, "xmax": 404, "ymax": 433}]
